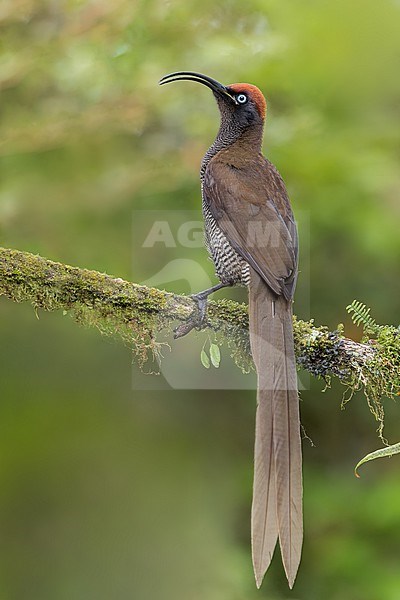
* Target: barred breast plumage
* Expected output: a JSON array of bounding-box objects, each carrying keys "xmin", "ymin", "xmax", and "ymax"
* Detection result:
[
  {"xmin": 202, "ymin": 189, "xmax": 251, "ymax": 287},
  {"xmin": 201, "ymin": 137, "xmax": 251, "ymax": 288}
]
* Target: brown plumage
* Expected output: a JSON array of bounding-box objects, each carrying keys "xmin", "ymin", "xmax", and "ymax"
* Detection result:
[{"xmin": 160, "ymin": 71, "xmax": 303, "ymax": 588}]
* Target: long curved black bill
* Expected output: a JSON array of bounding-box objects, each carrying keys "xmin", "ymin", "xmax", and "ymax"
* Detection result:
[{"xmin": 159, "ymin": 71, "xmax": 236, "ymax": 103}]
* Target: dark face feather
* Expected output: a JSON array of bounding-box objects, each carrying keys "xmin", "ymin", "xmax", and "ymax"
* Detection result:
[{"xmin": 214, "ymin": 88, "xmax": 264, "ymax": 129}]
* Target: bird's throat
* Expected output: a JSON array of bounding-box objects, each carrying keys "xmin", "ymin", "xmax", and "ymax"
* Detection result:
[{"xmin": 201, "ymin": 121, "xmax": 264, "ymax": 179}]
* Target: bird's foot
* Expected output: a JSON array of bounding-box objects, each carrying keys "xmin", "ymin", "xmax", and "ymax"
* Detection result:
[
  {"xmin": 190, "ymin": 290, "xmax": 209, "ymax": 324},
  {"xmin": 173, "ymin": 282, "xmax": 231, "ymax": 340},
  {"xmin": 173, "ymin": 292, "xmax": 209, "ymax": 339}
]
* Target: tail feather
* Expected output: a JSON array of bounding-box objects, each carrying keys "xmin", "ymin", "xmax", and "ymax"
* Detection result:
[
  {"xmin": 249, "ymin": 270, "xmax": 303, "ymax": 589},
  {"xmin": 251, "ymin": 396, "xmax": 279, "ymax": 588}
]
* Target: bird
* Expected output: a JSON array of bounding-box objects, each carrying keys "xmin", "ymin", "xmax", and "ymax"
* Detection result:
[{"xmin": 159, "ymin": 71, "xmax": 303, "ymax": 589}]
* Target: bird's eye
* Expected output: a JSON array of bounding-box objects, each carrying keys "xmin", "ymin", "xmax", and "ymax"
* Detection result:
[{"xmin": 236, "ymin": 93, "xmax": 247, "ymax": 104}]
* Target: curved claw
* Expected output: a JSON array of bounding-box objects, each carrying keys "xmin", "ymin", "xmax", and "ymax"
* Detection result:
[
  {"xmin": 173, "ymin": 282, "xmax": 231, "ymax": 340},
  {"xmin": 173, "ymin": 320, "xmax": 197, "ymax": 339},
  {"xmin": 173, "ymin": 294, "xmax": 209, "ymax": 339}
]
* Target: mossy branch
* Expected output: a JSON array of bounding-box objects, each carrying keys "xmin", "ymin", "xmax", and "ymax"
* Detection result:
[{"xmin": 1, "ymin": 247, "xmax": 398, "ymax": 436}]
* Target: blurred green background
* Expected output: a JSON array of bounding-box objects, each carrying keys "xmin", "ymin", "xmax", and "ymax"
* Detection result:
[{"xmin": 1, "ymin": 1, "xmax": 399, "ymax": 598}]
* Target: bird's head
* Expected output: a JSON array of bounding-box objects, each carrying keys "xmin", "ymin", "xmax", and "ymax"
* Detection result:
[{"xmin": 159, "ymin": 71, "xmax": 266, "ymax": 133}]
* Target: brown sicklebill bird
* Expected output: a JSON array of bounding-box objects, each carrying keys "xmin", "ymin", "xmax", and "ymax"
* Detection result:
[{"xmin": 159, "ymin": 71, "xmax": 303, "ymax": 589}]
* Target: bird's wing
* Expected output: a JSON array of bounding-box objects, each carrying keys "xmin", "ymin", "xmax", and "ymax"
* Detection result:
[{"xmin": 203, "ymin": 157, "xmax": 298, "ymax": 300}]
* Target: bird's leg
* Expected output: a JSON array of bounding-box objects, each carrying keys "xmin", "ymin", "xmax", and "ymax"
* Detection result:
[
  {"xmin": 174, "ymin": 282, "xmax": 232, "ymax": 339},
  {"xmin": 191, "ymin": 282, "xmax": 231, "ymax": 322}
]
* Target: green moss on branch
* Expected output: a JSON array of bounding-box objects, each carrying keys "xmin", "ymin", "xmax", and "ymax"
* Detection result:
[{"xmin": 0, "ymin": 247, "xmax": 398, "ymax": 425}]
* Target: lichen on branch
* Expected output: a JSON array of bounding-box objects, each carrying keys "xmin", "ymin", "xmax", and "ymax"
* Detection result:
[{"xmin": 0, "ymin": 247, "xmax": 398, "ymax": 433}]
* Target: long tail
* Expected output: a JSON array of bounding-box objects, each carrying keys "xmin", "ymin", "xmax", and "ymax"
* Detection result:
[{"xmin": 249, "ymin": 270, "xmax": 303, "ymax": 589}]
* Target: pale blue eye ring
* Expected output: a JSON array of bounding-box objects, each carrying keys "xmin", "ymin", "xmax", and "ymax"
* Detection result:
[{"xmin": 237, "ymin": 94, "xmax": 247, "ymax": 104}]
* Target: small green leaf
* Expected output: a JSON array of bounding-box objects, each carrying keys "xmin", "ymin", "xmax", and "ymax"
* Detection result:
[
  {"xmin": 201, "ymin": 349, "xmax": 210, "ymax": 369},
  {"xmin": 62, "ymin": 310, "xmax": 68, "ymax": 316},
  {"xmin": 355, "ymin": 442, "xmax": 400, "ymax": 477},
  {"xmin": 209, "ymin": 343, "xmax": 221, "ymax": 368}
]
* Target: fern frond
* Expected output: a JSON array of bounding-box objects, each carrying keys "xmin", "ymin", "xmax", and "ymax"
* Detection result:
[{"xmin": 346, "ymin": 300, "xmax": 380, "ymax": 334}]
